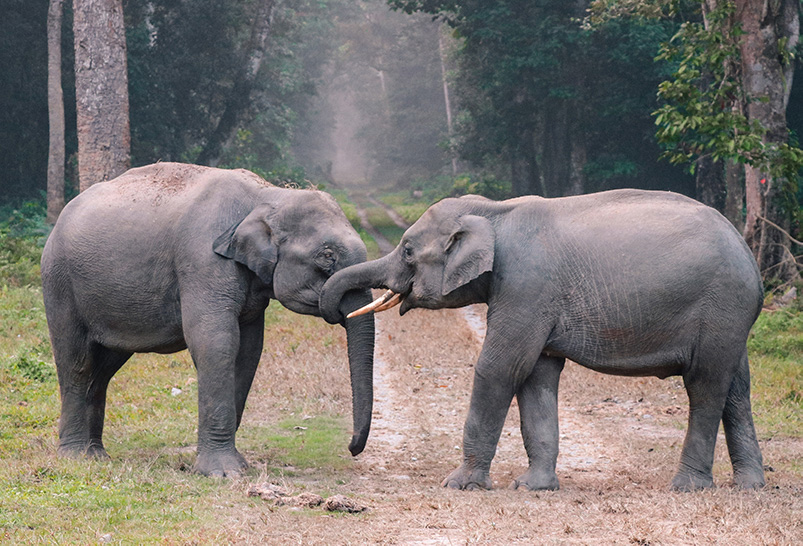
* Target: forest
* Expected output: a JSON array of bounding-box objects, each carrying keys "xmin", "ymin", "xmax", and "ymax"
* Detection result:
[
  {"xmin": 0, "ymin": 1, "xmax": 802, "ymax": 543},
  {"xmin": 1, "ymin": 0, "xmax": 802, "ymax": 282}
]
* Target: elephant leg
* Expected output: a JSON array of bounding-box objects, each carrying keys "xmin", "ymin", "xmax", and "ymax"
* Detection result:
[
  {"xmin": 183, "ymin": 311, "xmax": 247, "ymax": 478},
  {"xmin": 54, "ymin": 331, "xmax": 130, "ymax": 459},
  {"xmin": 443, "ymin": 328, "xmax": 544, "ymax": 490},
  {"xmin": 672, "ymin": 345, "xmax": 736, "ymax": 491},
  {"xmin": 510, "ymin": 354, "xmax": 564, "ymax": 491},
  {"xmin": 85, "ymin": 345, "xmax": 131, "ymax": 458},
  {"xmin": 234, "ymin": 316, "xmax": 265, "ymax": 430},
  {"xmin": 722, "ymin": 349, "xmax": 765, "ymax": 489}
]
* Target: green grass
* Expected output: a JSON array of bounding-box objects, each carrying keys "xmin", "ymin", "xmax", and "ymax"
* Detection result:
[
  {"xmin": 258, "ymin": 415, "xmax": 351, "ymax": 474},
  {"xmin": 379, "ymin": 192, "xmax": 430, "ymax": 224},
  {"xmin": 748, "ymin": 307, "xmax": 803, "ymax": 437},
  {"xmin": 326, "ymin": 188, "xmax": 380, "ymax": 258},
  {"xmin": 364, "ymin": 206, "xmax": 405, "ymax": 247}
]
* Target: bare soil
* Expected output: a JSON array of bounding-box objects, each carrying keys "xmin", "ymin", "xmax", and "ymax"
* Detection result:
[{"xmin": 229, "ymin": 303, "xmax": 803, "ymax": 545}]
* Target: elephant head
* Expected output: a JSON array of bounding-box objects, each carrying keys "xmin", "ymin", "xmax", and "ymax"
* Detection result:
[
  {"xmin": 214, "ymin": 189, "xmax": 376, "ymax": 455},
  {"xmin": 320, "ymin": 197, "xmax": 496, "ymax": 324}
]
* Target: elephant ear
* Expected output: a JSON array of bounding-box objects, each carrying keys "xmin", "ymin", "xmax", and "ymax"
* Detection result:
[
  {"xmin": 213, "ymin": 205, "xmax": 277, "ymax": 285},
  {"xmin": 442, "ymin": 215, "xmax": 495, "ymax": 296}
]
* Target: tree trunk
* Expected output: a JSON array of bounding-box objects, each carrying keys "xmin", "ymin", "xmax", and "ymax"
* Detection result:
[
  {"xmin": 73, "ymin": 0, "xmax": 131, "ymax": 191},
  {"xmin": 439, "ymin": 23, "xmax": 458, "ymax": 176},
  {"xmin": 47, "ymin": 0, "xmax": 65, "ymax": 223},
  {"xmin": 196, "ymin": 0, "xmax": 276, "ymax": 167},
  {"xmin": 568, "ymin": 140, "xmax": 586, "ymax": 196},
  {"xmin": 541, "ymin": 99, "xmax": 572, "ymax": 197},
  {"xmin": 737, "ymin": 0, "xmax": 800, "ymax": 280},
  {"xmin": 724, "ymin": 159, "xmax": 745, "ymax": 231},
  {"xmin": 694, "ymin": 155, "xmax": 726, "ymax": 211}
]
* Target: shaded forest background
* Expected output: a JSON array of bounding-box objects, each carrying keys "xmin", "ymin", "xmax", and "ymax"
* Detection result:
[{"xmin": 1, "ymin": 0, "xmax": 802, "ymax": 280}]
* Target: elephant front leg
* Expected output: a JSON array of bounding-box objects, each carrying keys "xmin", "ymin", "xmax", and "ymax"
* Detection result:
[
  {"xmin": 443, "ymin": 340, "xmax": 521, "ymax": 490},
  {"xmin": 234, "ymin": 317, "xmax": 265, "ymax": 430},
  {"xmin": 185, "ymin": 317, "xmax": 248, "ymax": 478},
  {"xmin": 510, "ymin": 354, "xmax": 564, "ymax": 491}
]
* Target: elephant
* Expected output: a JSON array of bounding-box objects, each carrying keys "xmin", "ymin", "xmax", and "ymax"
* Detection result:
[
  {"xmin": 41, "ymin": 162, "xmax": 375, "ymax": 477},
  {"xmin": 320, "ymin": 189, "xmax": 765, "ymax": 491}
]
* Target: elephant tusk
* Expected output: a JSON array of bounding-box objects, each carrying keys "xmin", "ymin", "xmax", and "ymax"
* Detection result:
[
  {"xmin": 374, "ymin": 292, "xmax": 402, "ymax": 312},
  {"xmin": 347, "ymin": 290, "xmax": 398, "ymax": 318}
]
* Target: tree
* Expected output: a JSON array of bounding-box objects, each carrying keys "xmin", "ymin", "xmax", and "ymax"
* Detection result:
[
  {"xmin": 73, "ymin": 0, "xmax": 130, "ymax": 190},
  {"xmin": 196, "ymin": 0, "xmax": 276, "ymax": 167},
  {"xmin": 391, "ymin": 0, "xmax": 692, "ymax": 197},
  {"xmin": 737, "ymin": 0, "xmax": 800, "ymax": 281},
  {"xmin": 47, "ymin": 0, "xmax": 66, "ymax": 223},
  {"xmin": 314, "ymin": 1, "xmax": 449, "ymax": 187},
  {"xmin": 652, "ymin": 0, "xmax": 802, "ymax": 282}
]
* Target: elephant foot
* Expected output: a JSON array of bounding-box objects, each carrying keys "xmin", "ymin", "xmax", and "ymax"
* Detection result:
[
  {"xmin": 441, "ymin": 465, "xmax": 493, "ymax": 491},
  {"xmin": 670, "ymin": 470, "xmax": 714, "ymax": 492},
  {"xmin": 508, "ymin": 468, "xmax": 559, "ymax": 491},
  {"xmin": 194, "ymin": 448, "xmax": 248, "ymax": 478},
  {"xmin": 732, "ymin": 469, "xmax": 765, "ymax": 490},
  {"xmin": 85, "ymin": 441, "xmax": 111, "ymax": 460},
  {"xmin": 57, "ymin": 440, "xmax": 110, "ymax": 460}
]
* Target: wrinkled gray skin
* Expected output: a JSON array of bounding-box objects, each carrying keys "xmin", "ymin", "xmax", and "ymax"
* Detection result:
[
  {"xmin": 41, "ymin": 163, "xmax": 374, "ymax": 477},
  {"xmin": 321, "ymin": 189, "xmax": 765, "ymax": 491}
]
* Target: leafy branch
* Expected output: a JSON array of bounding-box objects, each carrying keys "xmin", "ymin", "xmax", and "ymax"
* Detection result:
[{"xmin": 652, "ymin": 1, "xmax": 803, "ymax": 183}]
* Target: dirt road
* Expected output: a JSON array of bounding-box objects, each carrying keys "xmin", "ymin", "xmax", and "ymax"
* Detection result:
[{"xmin": 233, "ymin": 302, "xmax": 803, "ymax": 545}]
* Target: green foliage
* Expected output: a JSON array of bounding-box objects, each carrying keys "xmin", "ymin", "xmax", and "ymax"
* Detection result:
[
  {"xmin": 326, "ymin": 189, "xmax": 381, "ymax": 258},
  {"xmin": 653, "ymin": 1, "xmax": 803, "ymax": 185},
  {"xmin": 380, "ymin": 192, "xmax": 430, "ymax": 224},
  {"xmin": 391, "ymin": 0, "xmax": 693, "ymax": 196},
  {"xmin": 0, "ymin": 0, "xmax": 51, "ymax": 204},
  {"xmin": 5, "ymin": 346, "xmax": 55, "ymax": 384},
  {"xmin": 0, "ymin": 201, "xmax": 48, "ymax": 288},
  {"xmin": 450, "ymin": 173, "xmax": 511, "ymax": 200}
]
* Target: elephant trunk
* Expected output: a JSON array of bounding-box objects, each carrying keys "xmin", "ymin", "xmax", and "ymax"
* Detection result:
[
  {"xmin": 340, "ymin": 288, "xmax": 376, "ymax": 456},
  {"xmin": 320, "ymin": 256, "xmax": 391, "ymax": 325}
]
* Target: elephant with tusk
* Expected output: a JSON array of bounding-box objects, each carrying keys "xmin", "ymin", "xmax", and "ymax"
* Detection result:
[{"xmin": 321, "ymin": 189, "xmax": 765, "ymax": 492}]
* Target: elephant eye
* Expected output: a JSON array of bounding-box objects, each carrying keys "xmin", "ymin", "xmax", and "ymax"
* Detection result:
[
  {"xmin": 315, "ymin": 247, "xmax": 337, "ymax": 272},
  {"xmin": 402, "ymin": 244, "xmax": 414, "ymax": 261}
]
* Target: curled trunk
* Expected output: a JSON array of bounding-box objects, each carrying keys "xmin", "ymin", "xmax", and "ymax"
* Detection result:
[{"xmin": 320, "ymin": 256, "xmax": 392, "ymax": 326}]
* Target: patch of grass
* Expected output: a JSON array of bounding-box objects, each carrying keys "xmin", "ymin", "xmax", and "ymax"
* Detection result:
[
  {"xmin": 364, "ymin": 207, "xmax": 405, "ymax": 246},
  {"xmin": 379, "ymin": 192, "xmax": 430, "ymax": 224},
  {"xmin": 256, "ymin": 415, "xmax": 351, "ymax": 474},
  {"xmin": 326, "ymin": 189, "xmax": 380, "ymax": 258},
  {"xmin": 0, "ymin": 200, "xmax": 49, "ymax": 289},
  {"xmin": 748, "ymin": 308, "xmax": 803, "ymax": 437}
]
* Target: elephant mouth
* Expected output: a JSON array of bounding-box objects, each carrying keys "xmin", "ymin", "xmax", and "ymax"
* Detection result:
[{"xmin": 346, "ymin": 289, "xmax": 405, "ymax": 319}]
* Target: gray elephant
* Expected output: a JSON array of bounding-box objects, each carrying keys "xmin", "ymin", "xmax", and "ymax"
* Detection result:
[
  {"xmin": 320, "ymin": 189, "xmax": 765, "ymax": 491},
  {"xmin": 41, "ymin": 163, "xmax": 374, "ymax": 477}
]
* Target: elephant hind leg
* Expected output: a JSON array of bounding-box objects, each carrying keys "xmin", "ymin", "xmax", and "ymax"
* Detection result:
[
  {"xmin": 510, "ymin": 354, "xmax": 564, "ymax": 491},
  {"xmin": 55, "ymin": 334, "xmax": 130, "ymax": 459},
  {"xmin": 85, "ymin": 345, "xmax": 131, "ymax": 458},
  {"xmin": 722, "ymin": 350, "xmax": 765, "ymax": 489},
  {"xmin": 672, "ymin": 344, "xmax": 739, "ymax": 491}
]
